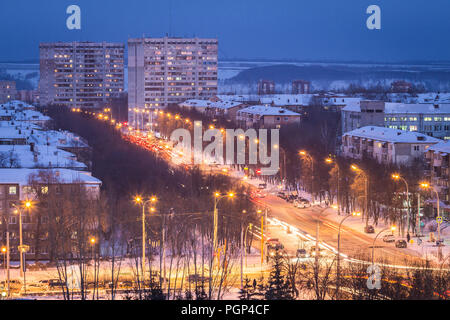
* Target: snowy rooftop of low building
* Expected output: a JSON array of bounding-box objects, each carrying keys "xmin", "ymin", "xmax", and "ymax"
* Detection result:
[
  {"xmin": 238, "ymin": 105, "xmax": 300, "ymax": 116},
  {"xmin": 12, "ymin": 109, "xmax": 51, "ymax": 122},
  {"xmin": 210, "ymin": 101, "xmax": 244, "ymax": 110},
  {"xmin": 179, "ymin": 99, "xmax": 214, "ymax": 108},
  {"xmin": 215, "ymin": 94, "xmax": 259, "ymax": 102},
  {"xmin": 260, "ymin": 94, "xmax": 313, "ymax": 106},
  {"xmin": 0, "ymin": 168, "xmax": 101, "ymax": 185},
  {"xmin": 342, "ymin": 102, "xmax": 450, "ymax": 114},
  {"xmin": 344, "ymin": 126, "xmax": 442, "ymax": 144},
  {"xmin": 427, "ymin": 141, "xmax": 450, "ymax": 154},
  {"xmin": 0, "ymin": 145, "xmax": 86, "ymax": 169}
]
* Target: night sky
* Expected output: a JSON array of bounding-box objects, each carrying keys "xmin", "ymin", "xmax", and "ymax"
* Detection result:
[{"xmin": 1, "ymin": 0, "xmax": 449, "ymax": 62}]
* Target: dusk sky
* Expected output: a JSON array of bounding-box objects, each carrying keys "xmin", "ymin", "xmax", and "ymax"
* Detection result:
[{"xmin": 1, "ymin": 0, "xmax": 450, "ymax": 62}]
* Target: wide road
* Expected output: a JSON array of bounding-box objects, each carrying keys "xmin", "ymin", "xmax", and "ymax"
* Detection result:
[{"xmin": 254, "ymin": 193, "xmax": 426, "ymax": 267}]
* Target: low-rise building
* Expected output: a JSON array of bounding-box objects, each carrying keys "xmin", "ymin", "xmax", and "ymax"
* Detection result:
[
  {"xmin": 342, "ymin": 126, "xmax": 441, "ymax": 165},
  {"xmin": 342, "ymin": 101, "xmax": 450, "ymax": 140},
  {"xmin": 425, "ymin": 141, "xmax": 450, "ymax": 209},
  {"xmin": 0, "ymin": 168, "xmax": 102, "ymax": 260},
  {"xmin": 0, "ymin": 81, "xmax": 17, "ymax": 104},
  {"xmin": 236, "ymin": 105, "xmax": 300, "ymax": 129}
]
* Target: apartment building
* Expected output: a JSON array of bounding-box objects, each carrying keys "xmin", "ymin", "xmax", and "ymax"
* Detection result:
[
  {"xmin": 342, "ymin": 101, "xmax": 450, "ymax": 140},
  {"xmin": 237, "ymin": 105, "xmax": 301, "ymax": 129},
  {"xmin": 128, "ymin": 37, "xmax": 218, "ymax": 127},
  {"xmin": 0, "ymin": 168, "xmax": 102, "ymax": 260},
  {"xmin": 39, "ymin": 42, "xmax": 125, "ymax": 109},
  {"xmin": 342, "ymin": 126, "xmax": 441, "ymax": 165},
  {"xmin": 425, "ymin": 141, "xmax": 450, "ymax": 210},
  {"xmin": 0, "ymin": 81, "xmax": 17, "ymax": 104}
]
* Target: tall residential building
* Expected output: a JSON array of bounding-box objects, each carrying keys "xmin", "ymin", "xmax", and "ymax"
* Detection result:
[
  {"xmin": 128, "ymin": 37, "xmax": 218, "ymax": 127},
  {"xmin": 39, "ymin": 42, "xmax": 125, "ymax": 109}
]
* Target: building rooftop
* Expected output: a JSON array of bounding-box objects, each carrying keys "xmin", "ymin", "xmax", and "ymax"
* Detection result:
[
  {"xmin": 260, "ymin": 94, "xmax": 313, "ymax": 106},
  {"xmin": 427, "ymin": 141, "xmax": 450, "ymax": 154},
  {"xmin": 0, "ymin": 145, "xmax": 86, "ymax": 169},
  {"xmin": 342, "ymin": 101, "xmax": 450, "ymax": 114},
  {"xmin": 238, "ymin": 105, "xmax": 300, "ymax": 116},
  {"xmin": 0, "ymin": 168, "xmax": 101, "ymax": 185},
  {"xmin": 343, "ymin": 126, "xmax": 442, "ymax": 144}
]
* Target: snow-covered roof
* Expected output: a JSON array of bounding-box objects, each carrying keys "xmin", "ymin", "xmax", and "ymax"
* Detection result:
[
  {"xmin": 12, "ymin": 109, "xmax": 51, "ymax": 122},
  {"xmin": 210, "ymin": 101, "xmax": 244, "ymax": 110},
  {"xmin": 238, "ymin": 105, "xmax": 300, "ymax": 116},
  {"xmin": 427, "ymin": 141, "xmax": 450, "ymax": 154},
  {"xmin": 0, "ymin": 168, "xmax": 101, "ymax": 186},
  {"xmin": 260, "ymin": 94, "xmax": 313, "ymax": 106},
  {"xmin": 179, "ymin": 99, "xmax": 214, "ymax": 108},
  {"xmin": 215, "ymin": 94, "xmax": 259, "ymax": 102},
  {"xmin": 342, "ymin": 102, "xmax": 450, "ymax": 114},
  {"xmin": 0, "ymin": 145, "xmax": 86, "ymax": 169},
  {"xmin": 343, "ymin": 126, "xmax": 442, "ymax": 144}
]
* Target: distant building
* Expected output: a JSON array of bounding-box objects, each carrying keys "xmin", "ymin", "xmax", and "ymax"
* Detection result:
[
  {"xmin": 391, "ymin": 80, "xmax": 412, "ymax": 93},
  {"xmin": 237, "ymin": 105, "xmax": 300, "ymax": 129},
  {"xmin": 128, "ymin": 37, "xmax": 218, "ymax": 128},
  {"xmin": 292, "ymin": 80, "xmax": 310, "ymax": 94},
  {"xmin": 342, "ymin": 126, "xmax": 441, "ymax": 165},
  {"xmin": 258, "ymin": 80, "xmax": 275, "ymax": 95},
  {"xmin": 425, "ymin": 141, "xmax": 450, "ymax": 209},
  {"xmin": 342, "ymin": 101, "xmax": 450, "ymax": 140},
  {"xmin": 0, "ymin": 81, "xmax": 17, "ymax": 104},
  {"xmin": 39, "ymin": 41, "xmax": 125, "ymax": 109},
  {"xmin": 259, "ymin": 94, "xmax": 313, "ymax": 114}
]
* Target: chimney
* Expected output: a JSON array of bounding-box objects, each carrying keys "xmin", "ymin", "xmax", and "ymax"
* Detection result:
[{"xmin": 30, "ymin": 142, "xmax": 35, "ymax": 152}]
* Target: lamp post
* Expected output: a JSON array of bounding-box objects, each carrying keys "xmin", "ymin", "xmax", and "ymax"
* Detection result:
[
  {"xmin": 392, "ymin": 174, "xmax": 410, "ymax": 236},
  {"xmin": 240, "ymin": 210, "xmax": 249, "ymax": 291},
  {"xmin": 243, "ymin": 223, "xmax": 253, "ymax": 268},
  {"xmin": 420, "ymin": 182, "xmax": 443, "ymax": 260},
  {"xmin": 134, "ymin": 196, "xmax": 157, "ymax": 284},
  {"xmin": 351, "ymin": 165, "xmax": 369, "ymax": 227},
  {"xmin": 299, "ymin": 150, "xmax": 314, "ymax": 203},
  {"xmin": 372, "ymin": 226, "xmax": 396, "ymax": 265},
  {"xmin": 12, "ymin": 200, "xmax": 32, "ymax": 279},
  {"xmin": 336, "ymin": 211, "xmax": 361, "ymax": 296},
  {"xmin": 1, "ymin": 246, "xmax": 6, "ymax": 289},
  {"xmin": 326, "ymin": 156, "xmax": 340, "ymax": 215},
  {"xmin": 213, "ymin": 192, "xmax": 234, "ymax": 250}
]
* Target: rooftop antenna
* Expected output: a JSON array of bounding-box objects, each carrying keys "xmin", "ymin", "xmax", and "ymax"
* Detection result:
[{"xmin": 169, "ymin": 0, "xmax": 173, "ymax": 37}]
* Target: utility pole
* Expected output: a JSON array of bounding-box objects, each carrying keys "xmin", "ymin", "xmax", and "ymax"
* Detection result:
[{"xmin": 6, "ymin": 232, "xmax": 10, "ymax": 298}]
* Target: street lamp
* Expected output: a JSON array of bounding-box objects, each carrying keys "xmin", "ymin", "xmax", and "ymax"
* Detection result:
[
  {"xmin": 392, "ymin": 174, "xmax": 410, "ymax": 236},
  {"xmin": 134, "ymin": 195, "xmax": 158, "ymax": 283},
  {"xmin": 336, "ymin": 211, "xmax": 361, "ymax": 295},
  {"xmin": 351, "ymin": 164, "xmax": 369, "ymax": 227},
  {"xmin": 372, "ymin": 226, "xmax": 396, "ymax": 265},
  {"xmin": 213, "ymin": 192, "xmax": 235, "ymax": 249},
  {"xmin": 420, "ymin": 182, "xmax": 443, "ymax": 258},
  {"xmin": 12, "ymin": 200, "xmax": 32, "ymax": 278},
  {"xmin": 299, "ymin": 150, "xmax": 314, "ymax": 203},
  {"xmin": 325, "ymin": 156, "xmax": 340, "ymax": 215}
]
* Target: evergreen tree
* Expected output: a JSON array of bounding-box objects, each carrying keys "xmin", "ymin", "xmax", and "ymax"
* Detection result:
[{"xmin": 264, "ymin": 250, "xmax": 294, "ymax": 300}]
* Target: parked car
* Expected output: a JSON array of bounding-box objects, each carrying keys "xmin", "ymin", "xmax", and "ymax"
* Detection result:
[
  {"xmin": 48, "ymin": 279, "xmax": 65, "ymax": 288},
  {"xmin": 277, "ymin": 192, "xmax": 287, "ymax": 200},
  {"xmin": 258, "ymin": 183, "xmax": 267, "ymax": 189},
  {"xmin": 287, "ymin": 195, "xmax": 297, "ymax": 203},
  {"xmin": 395, "ymin": 240, "xmax": 407, "ymax": 248},
  {"xmin": 364, "ymin": 225, "xmax": 375, "ymax": 234},
  {"xmin": 295, "ymin": 199, "xmax": 311, "ymax": 208},
  {"xmin": 296, "ymin": 248, "xmax": 308, "ymax": 258},
  {"xmin": 382, "ymin": 234, "xmax": 395, "ymax": 243}
]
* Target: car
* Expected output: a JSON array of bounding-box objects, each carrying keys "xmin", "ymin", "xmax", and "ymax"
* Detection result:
[
  {"xmin": 258, "ymin": 183, "xmax": 267, "ymax": 189},
  {"xmin": 48, "ymin": 279, "xmax": 65, "ymax": 288},
  {"xmin": 287, "ymin": 195, "xmax": 297, "ymax": 203},
  {"xmin": 364, "ymin": 225, "xmax": 375, "ymax": 234},
  {"xmin": 277, "ymin": 192, "xmax": 287, "ymax": 199},
  {"xmin": 296, "ymin": 199, "xmax": 311, "ymax": 208},
  {"xmin": 395, "ymin": 240, "xmax": 407, "ymax": 248},
  {"xmin": 255, "ymin": 192, "xmax": 266, "ymax": 198},
  {"xmin": 382, "ymin": 234, "xmax": 395, "ymax": 243},
  {"xmin": 296, "ymin": 248, "xmax": 308, "ymax": 258}
]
